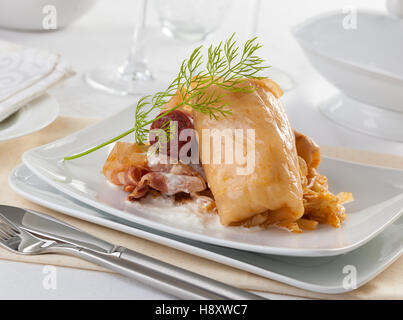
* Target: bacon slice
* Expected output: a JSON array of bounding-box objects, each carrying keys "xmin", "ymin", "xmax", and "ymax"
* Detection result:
[
  {"xmin": 127, "ymin": 172, "xmax": 206, "ymax": 200},
  {"xmin": 294, "ymin": 130, "xmax": 321, "ymax": 171},
  {"xmin": 103, "ymin": 142, "xmax": 148, "ymax": 186},
  {"xmin": 103, "ymin": 142, "xmax": 207, "ymax": 200}
]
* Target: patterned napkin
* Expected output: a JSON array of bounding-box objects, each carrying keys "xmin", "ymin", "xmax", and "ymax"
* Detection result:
[{"xmin": 0, "ymin": 40, "xmax": 74, "ymax": 121}]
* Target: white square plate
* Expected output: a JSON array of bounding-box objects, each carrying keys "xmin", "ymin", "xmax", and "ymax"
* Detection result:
[
  {"xmin": 22, "ymin": 106, "xmax": 403, "ymax": 257},
  {"xmin": 9, "ymin": 164, "xmax": 403, "ymax": 294}
]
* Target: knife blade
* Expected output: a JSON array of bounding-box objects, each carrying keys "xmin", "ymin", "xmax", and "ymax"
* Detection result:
[{"xmin": 0, "ymin": 205, "xmax": 116, "ymax": 253}]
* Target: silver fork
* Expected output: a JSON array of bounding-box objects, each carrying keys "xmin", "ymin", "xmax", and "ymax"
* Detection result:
[
  {"xmin": 0, "ymin": 214, "xmax": 263, "ymax": 300},
  {"xmin": 0, "ymin": 217, "xmax": 80, "ymax": 255},
  {"xmin": 0, "ymin": 221, "xmax": 61, "ymax": 254}
]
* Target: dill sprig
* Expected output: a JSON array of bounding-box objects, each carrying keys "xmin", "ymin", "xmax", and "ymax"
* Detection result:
[{"xmin": 64, "ymin": 34, "xmax": 269, "ymax": 160}]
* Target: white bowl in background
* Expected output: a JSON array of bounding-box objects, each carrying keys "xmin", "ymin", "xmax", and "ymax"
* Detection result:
[
  {"xmin": 292, "ymin": 10, "xmax": 403, "ymax": 141},
  {"xmin": 387, "ymin": 0, "xmax": 403, "ymax": 18},
  {"xmin": 0, "ymin": 0, "xmax": 97, "ymax": 31}
]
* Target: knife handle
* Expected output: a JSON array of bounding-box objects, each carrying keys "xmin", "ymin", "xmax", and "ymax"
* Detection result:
[
  {"xmin": 56, "ymin": 246, "xmax": 262, "ymax": 300},
  {"xmin": 118, "ymin": 247, "xmax": 263, "ymax": 300}
]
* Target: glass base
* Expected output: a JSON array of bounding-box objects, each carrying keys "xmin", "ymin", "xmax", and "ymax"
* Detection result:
[
  {"xmin": 85, "ymin": 65, "xmax": 171, "ymax": 96},
  {"xmin": 319, "ymin": 94, "xmax": 403, "ymax": 142},
  {"xmin": 85, "ymin": 65, "xmax": 294, "ymax": 97}
]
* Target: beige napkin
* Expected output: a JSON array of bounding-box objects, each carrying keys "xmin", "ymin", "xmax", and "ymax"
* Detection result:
[
  {"xmin": 0, "ymin": 40, "xmax": 74, "ymax": 121},
  {"xmin": 0, "ymin": 116, "xmax": 402, "ymax": 300}
]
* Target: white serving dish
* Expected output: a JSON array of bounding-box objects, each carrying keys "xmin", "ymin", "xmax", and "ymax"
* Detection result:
[
  {"xmin": 8, "ymin": 163, "xmax": 403, "ymax": 294},
  {"xmin": 21, "ymin": 105, "xmax": 403, "ymax": 257},
  {"xmin": 292, "ymin": 10, "xmax": 403, "ymax": 141},
  {"xmin": 0, "ymin": 94, "xmax": 59, "ymax": 142}
]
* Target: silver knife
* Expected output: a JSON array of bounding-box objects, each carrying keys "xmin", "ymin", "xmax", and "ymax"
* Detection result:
[{"xmin": 0, "ymin": 205, "xmax": 263, "ymax": 300}]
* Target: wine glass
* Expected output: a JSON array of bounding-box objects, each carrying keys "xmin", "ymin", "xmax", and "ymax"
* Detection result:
[
  {"xmin": 85, "ymin": 0, "xmax": 167, "ymax": 95},
  {"xmin": 154, "ymin": 0, "xmax": 232, "ymax": 42}
]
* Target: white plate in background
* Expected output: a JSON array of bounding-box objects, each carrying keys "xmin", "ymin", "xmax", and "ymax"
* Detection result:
[
  {"xmin": 21, "ymin": 106, "xmax": 403, "ymax": 256},
  {"xmin": 8, "ymin": 163, "xmax": 403, "ymax": 294},
  {"xmin": 0, "ymin": 94, "xmax": 59, "ymax": 142}
]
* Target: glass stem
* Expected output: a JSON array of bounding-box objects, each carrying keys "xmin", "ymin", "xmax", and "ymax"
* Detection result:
[
  {"xmin": 119, "ymin": 0, "xmax": 152, "ymax": 81},
  {"xmin": 249, "ymin": 0, "xmax": 261, "ymax": 37}
]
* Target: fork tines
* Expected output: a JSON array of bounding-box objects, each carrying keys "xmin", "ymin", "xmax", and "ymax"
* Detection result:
[{"xmin": 0, "ymin": 218, "xmax": 19, "ymax": 240}]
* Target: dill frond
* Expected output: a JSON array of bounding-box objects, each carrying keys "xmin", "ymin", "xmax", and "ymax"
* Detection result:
[{"xmin": 64, "ymin": 34, "xmax": 269, "ymax": 161}]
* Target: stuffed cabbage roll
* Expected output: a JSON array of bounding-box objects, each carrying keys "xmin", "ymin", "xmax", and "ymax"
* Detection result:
[{"xmin": 192, "ymin": 79, "xmax": 305, "ymax": 226}]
